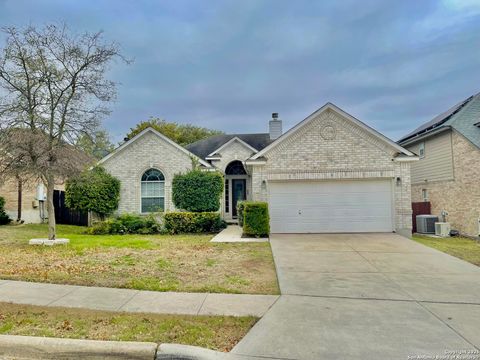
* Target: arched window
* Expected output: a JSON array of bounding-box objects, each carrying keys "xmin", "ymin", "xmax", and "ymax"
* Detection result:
[
  {"xmin": 141, "ymin": 168, "xmax": 165, "ymax": 213},
  {"xmin": 225, "ymin": 160, "xmax": 247, "ymax": 175}
]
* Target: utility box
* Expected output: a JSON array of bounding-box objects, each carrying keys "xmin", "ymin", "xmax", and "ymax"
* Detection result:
[
  {"xmin": 435, "ymin": 222, "xmax": 451, "ymax": 237},
  {"xmin": 36, "ymin": 184, "xmax": 46, "ymax": 201}
]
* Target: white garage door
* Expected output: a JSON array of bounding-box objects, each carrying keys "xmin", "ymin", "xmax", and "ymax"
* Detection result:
[{"xmin": 269, "ymin": 180, "xmax": 393, "ymax": 233}]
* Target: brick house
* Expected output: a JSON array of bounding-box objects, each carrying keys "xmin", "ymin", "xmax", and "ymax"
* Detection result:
[
  {"xmin": 0, "ymin": 177, "xmax": 52, "ymax": 223},
  {"xmin": 99, "ymin": 103, "xmax": 417, "ymax": 235},
  {"xmin": 398, "ymin": 92, "xmax": 480, "ymax": 236}
]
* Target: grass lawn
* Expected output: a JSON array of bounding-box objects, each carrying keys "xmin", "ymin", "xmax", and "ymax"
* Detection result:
[
  {"xmin": 413, "ymin": 234, "xmax": 480, "ymax": 267},
  {"xmin": 0, "ymin": 224, "xmax": 278, "ymax": 294},
  {"xmin": 0, "ymin": 302, "xmax": 256, "ymax": 351}
]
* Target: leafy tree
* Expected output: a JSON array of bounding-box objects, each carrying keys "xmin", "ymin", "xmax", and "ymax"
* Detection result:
[
  {"xmin": 172, "ymin": 170, "xmax": 223, "ymax": 212},
  {"xmin": 125, "ymin": 118, "xmax": 223, "ymax": 146},
  {"xmin": 0, "ymin": 24, "xmax": 128, "ymax": 239},
  {"xmin": 65, "ymin": 166, "xmax": 120, "ymax": 218},
  {"xmin": 76, "ymin": 129, "xmax": 115, "ymax": 160}
]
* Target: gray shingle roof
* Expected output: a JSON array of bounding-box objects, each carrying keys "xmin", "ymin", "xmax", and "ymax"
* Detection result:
[
  {"xmin": 186, "ymin": 133, "xmax": 273, "ymax": 160},
  {"xmin": 398, "ymin": 92, "xmax": 480, "ymax": 149}
]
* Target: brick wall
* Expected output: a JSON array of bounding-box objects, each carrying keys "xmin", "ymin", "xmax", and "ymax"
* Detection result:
[
  {"xmin": 101, "ymin": 131, "xmax": 194, "ymax": 213},
  {"xmin": 411, "ymin": 131, "xmax": 480, "ymax": 236},
  {"xmin": 209, "ymin": 139, "xmax": 255, "ymax": 173}
]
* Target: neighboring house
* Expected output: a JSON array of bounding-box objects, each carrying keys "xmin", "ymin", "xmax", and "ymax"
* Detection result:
[
  {"xmin": 398, "ymin": 92, "xmax": 480, "ymax": 236},
  {"xmin": 0, "ymin": 178, "xmax": 57, "ymax": 223},
  {"xmin": 99, "ymin": 103, "xmax": 417, "ymax": 235}
]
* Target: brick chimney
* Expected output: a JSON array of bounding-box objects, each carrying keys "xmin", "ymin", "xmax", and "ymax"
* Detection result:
[{"xmin": 269, "ymin": 112, "xmax": 282, "ymax": 140}]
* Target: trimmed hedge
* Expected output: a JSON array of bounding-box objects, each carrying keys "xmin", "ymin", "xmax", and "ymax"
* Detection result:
[
  {"xmin": 87, "ymin": 213, "xmax": 162, "ymax": 235},
  {"xmin": 0, "ymin": 197, "xmax": 11, "ymax": 225},
  {"xmin": 164, "ymin": 212, "xmax": 226, "ymax": 234},
  {"xmin": 242, "ymin": 202, "xmax": 270, "ymax": 237},
  {"xmin": 172, "ymin": 170, "xmax": 223, "ymax": 212},
  {"xmin": 236, "ymin": 201, "xmax": 245, "ymax": 227}
]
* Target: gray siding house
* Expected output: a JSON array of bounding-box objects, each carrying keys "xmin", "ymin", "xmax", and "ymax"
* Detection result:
[
  {"xmin": 100, "ymin": 103, "xmax": 417, "ymax": 235},
  {"xmin": 399, "ymin": 92, "xmax": 480, "ymax": 236}
]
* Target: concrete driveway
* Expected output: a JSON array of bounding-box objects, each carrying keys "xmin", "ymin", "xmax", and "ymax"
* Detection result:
[{"xmin": 232, "ymin": 233, "xmax": 480, "ymax": 360}]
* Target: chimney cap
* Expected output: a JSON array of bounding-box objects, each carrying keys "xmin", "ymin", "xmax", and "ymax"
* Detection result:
[{"xmin": 272, "ymin": 112, "xmax": 279, "ymax": 119}]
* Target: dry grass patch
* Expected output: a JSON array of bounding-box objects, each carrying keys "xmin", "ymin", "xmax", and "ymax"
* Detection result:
[
  {"xmin": 0, "ymin": 302, "xmax": 257, "ymax": 351},
  {"xmin": 0, "ymin": 224, "xmax": 279, "ymax": 294}
]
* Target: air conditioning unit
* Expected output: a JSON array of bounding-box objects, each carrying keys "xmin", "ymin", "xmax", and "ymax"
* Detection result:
[
  {"xmin": 435, "ymin": 222, "xmax": 451, "ymax": 237},
  {"xmin": 416, "ymin": 215, "xmax": 438, "ymax": 234}
]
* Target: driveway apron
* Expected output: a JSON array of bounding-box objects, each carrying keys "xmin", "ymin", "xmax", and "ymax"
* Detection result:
[{"xmin": 232, "ymin": 233, "xmax": 480, "ymax": 360}]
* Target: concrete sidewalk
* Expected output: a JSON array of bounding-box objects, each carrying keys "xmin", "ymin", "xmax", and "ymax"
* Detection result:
[{"xmin": 0, "ymin": 280, "xmax": 278, "ymax": 317}]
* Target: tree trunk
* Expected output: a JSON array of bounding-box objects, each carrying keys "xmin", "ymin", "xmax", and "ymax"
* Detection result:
[
  {"xmin": 46, "ymin": 174, "xmax": 56, "ymax": 240},
  {"xmin": 17, "ymin": 176, "xmax": 22, "ymax": 221}
]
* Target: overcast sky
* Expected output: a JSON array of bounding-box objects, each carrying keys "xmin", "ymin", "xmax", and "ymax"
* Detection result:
[{"xmin": 1, "ymin": 0, "xmax": 479, "ymax": 143}]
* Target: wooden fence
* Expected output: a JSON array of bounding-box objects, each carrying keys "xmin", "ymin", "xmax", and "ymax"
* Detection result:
[{"xmin": 53, "ymin": 190, "xmax": 88, "ymax": 226}]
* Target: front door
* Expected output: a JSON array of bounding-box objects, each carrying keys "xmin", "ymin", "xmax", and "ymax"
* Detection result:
[{"xmin": 232, "ymin": 179, "xmax": 246, "ymax": 218}]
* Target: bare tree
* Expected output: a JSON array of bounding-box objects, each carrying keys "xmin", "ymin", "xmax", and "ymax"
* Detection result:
[{"xmin": 0, "ymin": 24, "xmax": 128, "ymax": 239}]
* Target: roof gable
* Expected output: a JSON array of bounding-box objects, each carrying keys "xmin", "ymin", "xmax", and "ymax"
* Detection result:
[
  {"xmin": 186, "ymin": 133, "xmax": 272, "ymax": 160},
  {"xmin": 251, "ymin": 103, "xmax": 414, "ymax": 160},
  {"xmin": 207, "ymin": 137, "xmax": 258, "ymax": 158},
  {"xmin": 97, "ymin": 127, "xmax": 212, "ymax": 168}
]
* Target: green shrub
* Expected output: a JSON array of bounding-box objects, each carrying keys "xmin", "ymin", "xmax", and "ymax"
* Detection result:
[
  {"xmin": 66, "ymin": 166, "xmax": 120, "ymax": 218},
  {"xmin": 242, "ymin": 202, "xmax": 270, "ymax": 237},
  {"xmin": 237, "ymin": 201, "xmax": 245, "ymax": 227},
  {"xmin": 172, "ymin": 170, "xmax": 223, "ymax": 212},
  {"xmin": 164, "ymin": 212, "xmax": 226, "ymax": 234},
  {"xmin": 87, "ymin": 219, "xmax": 111, "ymax": 235},
  {"xmin": 87, "ymin": 213, "xmax": 162, "ymax": 235},
  {"xmin": 0, "ymin": 196, "xmax": 11, "ymax": 225}
]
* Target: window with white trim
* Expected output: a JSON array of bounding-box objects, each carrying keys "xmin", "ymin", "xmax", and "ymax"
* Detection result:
[
  {"xmin": 141, "ymin": 168, "xmax": 165, "ymax": 212},
  {"xmin": 422, "ymin": 189, "xmax": 428, "ymax": 202},
  {"xmin": 419, "ymin": 142, "xmax": 425, "ymax": 158}
]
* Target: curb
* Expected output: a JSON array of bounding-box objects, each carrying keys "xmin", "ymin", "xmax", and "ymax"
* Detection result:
[
  {"xmin": 0, "ymin": 335, "xmax": 157, "ymax": 359},
  {"xmin": 0, "ymin": 336, "xmax": 249, "ymax": 360},
  {"xmin": 157, "ymin": 344, "xmax": 245, "ymax": 359}
]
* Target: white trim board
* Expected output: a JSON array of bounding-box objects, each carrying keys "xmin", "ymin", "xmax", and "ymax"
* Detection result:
[
  {"xmin": 251, "ymin": 103, "xmax": 415, "ymax": 160},
  {"xmin": 97, "ymin": 127, "xmax": 212, "ymax": 168}
]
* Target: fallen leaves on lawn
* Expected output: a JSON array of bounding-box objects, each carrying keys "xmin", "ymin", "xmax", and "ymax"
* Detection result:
[{"xmin": 0, "ymin": 233, "xmax": 278, "ymax": 294}]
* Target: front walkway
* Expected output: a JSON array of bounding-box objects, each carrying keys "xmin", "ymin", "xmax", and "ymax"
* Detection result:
[
  {"xmin": 0, "ymin": 280, "xmax": 278, "ymax": 317},
  {"xmin": 232, "ymin": 233, "xmax": 480, "ymax": 360},
  {"xmin": 211, "ymin": 225, "xmax": 269, "ymax": 243}
]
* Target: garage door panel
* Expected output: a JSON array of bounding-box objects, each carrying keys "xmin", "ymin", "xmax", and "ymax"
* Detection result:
[{"xmin": 268, "ymin": 180, "xmax": 393, "ymax": 233}]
